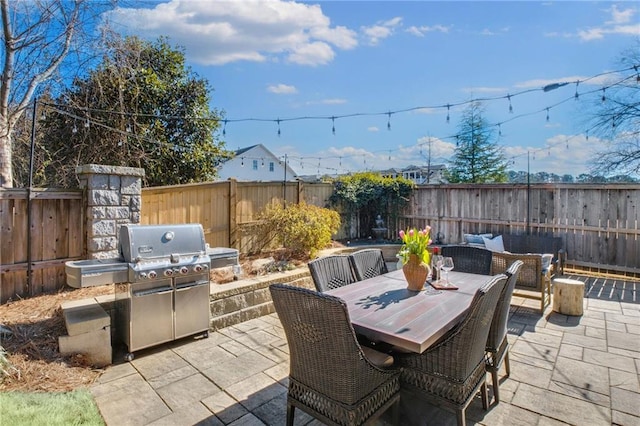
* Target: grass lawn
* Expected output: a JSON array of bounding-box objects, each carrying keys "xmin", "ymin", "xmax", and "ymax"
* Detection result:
[{"xmin": 0, "ymin": 389, "xmax": 104, "ymax": 425}]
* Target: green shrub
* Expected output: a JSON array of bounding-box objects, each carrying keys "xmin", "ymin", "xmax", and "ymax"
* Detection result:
[{"xmin": 258, "ymin": 202, "xmax": 340, "ymax": 258}]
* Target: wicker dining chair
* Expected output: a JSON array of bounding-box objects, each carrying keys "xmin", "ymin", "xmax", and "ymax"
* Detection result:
[
  {"xmin": 440, "ymin": 245, "xmax": 493, "ymax": 275},
  {"xmin": 485, "ymin": 260, "xmax": 523, "ymax": 404},
  {"xmin": 349, "ymin": 248, "xmax": 389, "ymax": 281},
  {"xmin": 269, "ymin": 284, "xmax": 401, "ymax": 426},
  {"xmin": 307, "ymin": 255, "xmax": 358, "ymax": 292},
  {"xmin": 396, "ymin": 274, "xmax": 508, "ymax": 426}
]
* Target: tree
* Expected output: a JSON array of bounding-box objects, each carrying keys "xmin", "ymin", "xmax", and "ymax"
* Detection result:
[
  {"xmin": 40, "ymin": 35, "xmax": 231, "ymax": 187},
  {"xmin": 446, "ymin": 102, "xmax": 508, "ymax": 183},
  {"xmin": 589, "ymin": 40, "xmax": 640, "ymax": 177},
  {"xmin": 0, "ymin": 0, "xmax": 105, "ymax": 188}
]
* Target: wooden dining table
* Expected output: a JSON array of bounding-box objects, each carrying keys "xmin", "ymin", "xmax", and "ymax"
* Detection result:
[{"xmin": 325, "ymin": 269, "xmax": 495, "ymax": 353}]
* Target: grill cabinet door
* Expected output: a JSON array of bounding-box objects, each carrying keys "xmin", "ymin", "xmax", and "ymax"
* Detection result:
[
  {"xmin": 128, "ymin": 279, "xmax": 174, "ymax": 351},
  {"xmin": 174, "ymin": 276, "xmax": 210, "ymax": 339}
]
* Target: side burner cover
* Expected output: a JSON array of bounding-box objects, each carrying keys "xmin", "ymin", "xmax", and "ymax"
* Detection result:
[{"xmin": 119, "ymin": 224, "xmax": 207, "ymax": 262}]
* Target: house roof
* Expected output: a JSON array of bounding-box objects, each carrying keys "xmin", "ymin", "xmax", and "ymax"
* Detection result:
[{"xmin": 234, "ymin": 144, "xmax": 259, "ymax": 156}]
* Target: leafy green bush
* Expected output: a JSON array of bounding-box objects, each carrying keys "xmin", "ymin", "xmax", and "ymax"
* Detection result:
[{"xmin": 258, "ymin": 202, "xmax": 340, "ymax": 258}]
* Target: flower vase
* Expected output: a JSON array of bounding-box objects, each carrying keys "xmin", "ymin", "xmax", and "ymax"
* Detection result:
[{"xmin": 402, "ymin": 254, "xmax": 430, "ymax": 291}]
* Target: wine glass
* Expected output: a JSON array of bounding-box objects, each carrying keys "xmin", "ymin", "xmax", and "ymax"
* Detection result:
[{"xmin": 441, "ymin": 257, "xmax": 454, "ymax": 286}]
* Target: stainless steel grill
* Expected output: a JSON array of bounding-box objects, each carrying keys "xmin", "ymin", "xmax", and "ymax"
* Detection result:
[{"xmin": 65, "ymin": 223, "xmax": 239, "ymax": 361}]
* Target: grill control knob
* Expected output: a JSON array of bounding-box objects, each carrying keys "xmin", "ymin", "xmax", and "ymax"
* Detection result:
[
  {"xmin": 179, "ymin": 266, "xmax": 189, "ymax": 274},
  {"xmin": 163, "ymin": 269, "xmax": 173, "ymax": 277},
  {"xmin": 148, "ymin": 271, "xmax": 157, "ymax": 279},
  {"xmin": 194, "ymin": 264, "xmax": 204, "ymax": 272},
  {"xmin": 139, "ymin": 272, "xmax": 148, "ymax": 279}
]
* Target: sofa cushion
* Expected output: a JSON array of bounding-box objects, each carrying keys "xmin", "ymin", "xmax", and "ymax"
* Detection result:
[
  {"xmin": 482, "ymin": 235, "xmax": 505, "ymax": 252},
  {"xmin": 463, "ymin": 233, "xmax": 492, "ymax": 245}
]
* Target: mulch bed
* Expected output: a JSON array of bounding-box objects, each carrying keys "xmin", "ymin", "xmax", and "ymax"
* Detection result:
[
  {"xmin": 0, "ymin": 286, "xmax": 114, "ymax": 392},
  {"xmin": 0, "ymin": 249, "xmax": 317, "ymax": 392}
]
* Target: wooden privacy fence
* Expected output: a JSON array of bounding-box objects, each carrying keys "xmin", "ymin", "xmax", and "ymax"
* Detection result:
[
  {"xmin": 2, "ymin": 180, "xmax": 638, "ymax": 302},
  {"xmin": 141, "ymin": 179, "xmax": 335, "ymax": 253},
  {"xmin": 396, "ymin": 183, "xmax": 640, "ymax": 277},
  {"xmin": 0, "ymin": 189, "xmax": 84, "ymax": 303}
]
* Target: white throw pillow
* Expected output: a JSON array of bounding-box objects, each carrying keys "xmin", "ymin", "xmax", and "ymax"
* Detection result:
[{"xmin": 482, "ymin": 235, "xmax": 505, "ymax": 252}]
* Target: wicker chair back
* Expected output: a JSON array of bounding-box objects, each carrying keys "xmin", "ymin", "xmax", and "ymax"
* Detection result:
[
  {"xmin": 440, "ymin": 245, "xmax": 493, "ymax": 275},
  {"xmin": 484, "ymin": 260, "xmax": 523, "ymax": 403},
  {"xmin": 397, "ymin": 273, "xmax": 508, "ymax": 425},
  {"xmin": 349, "ymin": 248, "xmax": 389, "ymax": 281},
  {"xmin": 307, "ymin": 255, "xmax": 358, "ymax": 292},
  {"xmin": 270, "ymin": 284, "xmax": 400, "ymax": 425}
]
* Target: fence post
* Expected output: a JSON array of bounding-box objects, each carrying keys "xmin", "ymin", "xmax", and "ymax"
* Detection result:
[
  {"xmin": 76, "ymin": 164, "xmax": 145, "ymax": 259},
  {"xmin": 228, "ymin": 178, "xmax": 238, "ymax": 250}
]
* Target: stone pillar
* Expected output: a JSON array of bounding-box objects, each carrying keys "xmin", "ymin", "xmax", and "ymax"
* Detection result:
[{"xmin": 76, "ymin": 164, "xmax": 145, "ymax": 259}]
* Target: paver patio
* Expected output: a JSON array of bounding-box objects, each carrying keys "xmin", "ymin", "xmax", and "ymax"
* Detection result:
[{"xmin": 91, "ymin": 274, "xmax": 639, "ymax": 425}]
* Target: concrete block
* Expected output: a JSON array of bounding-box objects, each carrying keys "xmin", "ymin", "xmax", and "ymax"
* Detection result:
[
  {"xmin": 62, "ymin": 298, "xmax": 111, "ymax": 336},
  {"xmin": 58, "ymin": 327, "xmax": 112, "ymax": 367}
]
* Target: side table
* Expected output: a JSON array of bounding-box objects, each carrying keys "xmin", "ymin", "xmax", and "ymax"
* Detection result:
[{"xmin": 552, "ymin": 278, "xmax": 585, "ymax": 315}]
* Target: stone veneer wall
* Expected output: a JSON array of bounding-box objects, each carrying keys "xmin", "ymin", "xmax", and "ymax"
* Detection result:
[
  {"xmin": 209, "ymin": 269, "xmax": 314, "ymax": 331},
  {"xmin": 76, "ymin": 164, "xmax": 145, "ymax": 259}
]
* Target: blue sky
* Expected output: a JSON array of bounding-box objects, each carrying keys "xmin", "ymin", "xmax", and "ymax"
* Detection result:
[{"xmin": 104, "ymin": 1, "xmax": 639, "ymax": 177}]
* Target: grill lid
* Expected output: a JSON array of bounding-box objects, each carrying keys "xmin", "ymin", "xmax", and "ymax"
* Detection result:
[{"xmin": 120, "ymin": 224, "xmax": 207, "ymax": 262}]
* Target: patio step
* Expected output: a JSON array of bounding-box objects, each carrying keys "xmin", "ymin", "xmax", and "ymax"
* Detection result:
[{"xmin": 58, "ymin": 298, "xmax": 112, "ymax": 367}]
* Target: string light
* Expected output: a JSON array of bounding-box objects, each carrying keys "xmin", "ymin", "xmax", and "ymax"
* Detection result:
[
  {"xmin": 39, "ymin": 65, "xmax": 637, "ymax": 177},
  {"xmin": 387, "ymin": 112, "xmax": 392, "ymax": 131},
  {"xmin": 84, "ymin": 118, "xmax": 90, "ymax": 128},
  {"xmin": 276, "ymin": 118, "xmax": 281, "ymax": 137},
  {"xmin": 222, "ymin": 119, "xmax": 227, "ymax": 136},
  {"xmin": 331, "ymin": 116, "xmax": 336, "ymax": 135}
]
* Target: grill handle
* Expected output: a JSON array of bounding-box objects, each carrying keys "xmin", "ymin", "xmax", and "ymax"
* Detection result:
[{"xmin": 133, "ymin": 286, "xmax": 173, "ymax": 297}]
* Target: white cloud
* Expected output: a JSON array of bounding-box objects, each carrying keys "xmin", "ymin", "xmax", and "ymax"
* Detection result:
[
  {"xmin": 406, "ymin": 24, "xmax": 450, "ymax": 37},
  {"xmin": 606, "ymin": 5, "xmax": 635, "ymax": 25},
  {"xmin": 267, "ymin": 84, "xmax": 298, "ymax": 94},
  {"xmin": 103, "ymin": 0, "xmax": 358, "ymax": 66},
  {"xmin": 503, "ymin": 133, "xmax": 598, "ymax": 176},
  {"xmin": 575, "ymin": 5, "xmax": 639, "ymax": 41},
  {"xmin": 479, "ymin": 27, "xmax": 509, "ymax": 36},
  {"xmin": 321, "ymin": 98, "xmax": 347, "ymax": 105},
  {"xmin": 305, "ymin": 98, "xmax": 347, "ymax": 106},
  {"xmin": 361, "ymin": 17, "xmax": 403, "ymax": 45},
  {"xmin": 515, "ymin": 75, "xmax": 612, "ymax": 89},
  {"xmin": 368, "ymin": 126, "xmax": 379, "ymax": 132}
]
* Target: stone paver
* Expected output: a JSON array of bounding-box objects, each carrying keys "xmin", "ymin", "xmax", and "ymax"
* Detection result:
[
  {"xmin": 92, "ymin": 281, "xmax": 640, "ymax": 426},
  {"xmin": 511, "ymin": 383, "xmax": 611, "ymax": 425},
  {"xmin": 552, "ymin": 356, "xmax": 610, "ymax": 395}
]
